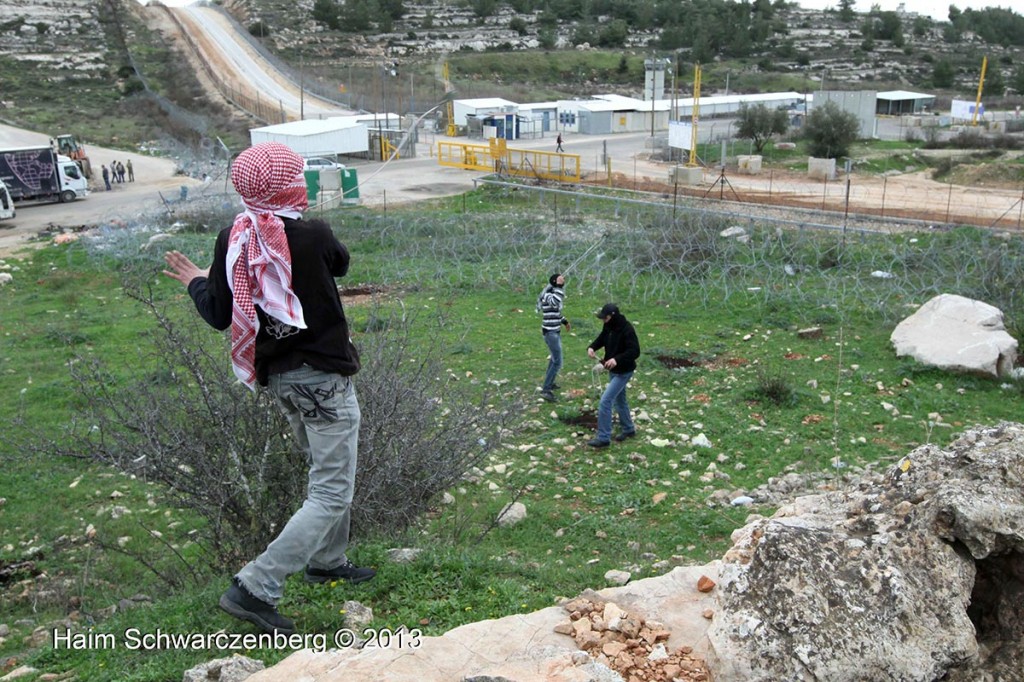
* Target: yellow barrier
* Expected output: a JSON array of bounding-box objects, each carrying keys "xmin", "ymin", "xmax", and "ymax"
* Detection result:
[{"xmin": 437, "ymin": 140, "xmax": 581, "ymax": 183}]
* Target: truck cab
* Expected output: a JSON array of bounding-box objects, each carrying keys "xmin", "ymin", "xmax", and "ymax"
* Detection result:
[
  {"xmin": 56, "ymin": 156, "xmax": 88, "ymax": 202},
  {"xmin": 0, "ymin": 179, "xmax": 14, "ymax": 220}
]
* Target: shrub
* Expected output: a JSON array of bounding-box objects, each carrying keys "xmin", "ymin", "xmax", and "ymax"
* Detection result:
[
  {"xmin": 28, "ymin": 279, "xmax": 522, "ymax": 570},
  {"xmin": 748, "ymin": 364, "xmax": 799, "ymax": 407}
]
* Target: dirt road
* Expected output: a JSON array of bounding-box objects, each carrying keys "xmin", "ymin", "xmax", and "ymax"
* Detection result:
[{"xmin": 0, "ymin": 123, "xmax": 205, "ymax": 256}]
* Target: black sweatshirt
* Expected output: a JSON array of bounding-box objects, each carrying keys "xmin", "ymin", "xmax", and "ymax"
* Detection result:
[
  {"xmin": 186, "ymin": 216, "xmax": 360, "ymax": 386},
  {"xmin": 588, "ymin": 313, "xmax": 641, "ymax": 374}
]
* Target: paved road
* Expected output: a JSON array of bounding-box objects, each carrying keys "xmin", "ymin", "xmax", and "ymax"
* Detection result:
[
  {"xmin": 175, "ymin": 5, "xmax": 353, "ymax": 120},
  {"xmin": 0, "ymin": 124, "xmax": 205, "ymax": 256}
]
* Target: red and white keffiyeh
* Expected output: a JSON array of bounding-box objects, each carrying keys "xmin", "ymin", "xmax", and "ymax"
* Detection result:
[{"xmin": 226, "ymin": 142, "xmax": 309, "ymax": 388}]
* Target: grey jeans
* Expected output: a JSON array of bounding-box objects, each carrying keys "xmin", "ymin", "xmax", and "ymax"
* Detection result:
[{"xmin": 236, "ymin": 366, "xmax": 360, "ymax": 604}]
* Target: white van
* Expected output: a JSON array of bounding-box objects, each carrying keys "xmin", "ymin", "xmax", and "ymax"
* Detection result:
[{"xmin": 0, "ymin": 178, "xmax": 14, "ymax": 220}]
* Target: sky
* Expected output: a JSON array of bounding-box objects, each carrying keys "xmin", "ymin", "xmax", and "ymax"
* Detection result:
[{"xmin": 795, "ymin": 0, "xmax": 1020, "ymax": 23}]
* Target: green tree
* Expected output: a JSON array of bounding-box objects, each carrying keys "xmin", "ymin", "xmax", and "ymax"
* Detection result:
[
  {"xmin": 597, "ymin": 19, "xmax": 629, "ymax": 47},
  {"xmin": 340, "ymin": 0, "xmax": 377, "ymax": 32},
  {"xmin": 378, "ymin": 0, "xmax": 406, "ymax": 20},
  {"xmin": 804, "ymin": 100, "xmax": 860, "ymax": 159},
  {"xmin": 933, "ymin": 59, "xmax": 955, "ymax": 88},
  {"xmin": 311, "ymin": 0, "xmax": 341, "ymax": 30},
  {"xmin": 538, "ymin": 27, "xmax": 557, "ymax": 49},
  {"xmin": 984, "ymin": 65, "xmax": 1004, "ymax": 97},
  {"xmin": 1012, "ymin": 64, "xmax": 1024, "ymax": 95},
  {"xmin": 838, "ymin": 0, "xmax": 855, "ymax": 22},
  {"xmin": 736, "ymin": 103, "xmax": 789, "ymax": 153},
  {"xmin": 471, "ymin": 0, "xmax": 497, "ymax": 19},
  {"xmin": 509, "ymin": 16, "xmax": 529, "ymax": 36}
]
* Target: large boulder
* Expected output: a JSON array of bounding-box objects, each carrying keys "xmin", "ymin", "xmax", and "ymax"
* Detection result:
[
  {"xmin": 890, "ymin": 293, "xmax": 1018, "ymax": 377},
  {"xmin": 706, "ymin": 422, "xmax": 1024, "ymax": 681}
]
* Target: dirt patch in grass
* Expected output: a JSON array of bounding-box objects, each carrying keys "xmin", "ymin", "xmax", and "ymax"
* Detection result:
[
  {"xmin": 559, "ymin": 410, "xmax": 598, "ymax": 429},
  {"xmin": 340, "ymin": 284, "xmax": 393, "ymax": 306},
  {"xmin": 656, "ymin": 353, "xmax": 713, "ymax": 369}
]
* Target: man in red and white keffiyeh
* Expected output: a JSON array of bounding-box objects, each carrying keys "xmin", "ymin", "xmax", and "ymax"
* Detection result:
[
  {"xmin": 163, "ymin": 142, "xmax": 374, "ymax": 635},
  {"xmin": 225, "ymin": 142, "xmax": 309, "ymax": 388}
]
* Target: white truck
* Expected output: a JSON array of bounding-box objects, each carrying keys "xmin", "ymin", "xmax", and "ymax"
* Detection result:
[
  {"xmin": 0, "ymin": 178, "xmax": 14, "ymax": 220},
  {"xmin": 0, "ymin": 145, "xmax": 89, "ymax": 204}
]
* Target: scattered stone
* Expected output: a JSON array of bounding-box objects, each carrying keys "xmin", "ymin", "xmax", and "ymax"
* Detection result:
[
  {"xmin": 696, "ymin": 575, "xmax": 716, "ymax": 593},
  {"xmin": 691, "ymin": 433, "xmax": 712, "ymax": 448},
  {"xmin": 181, "ymin": 656, "xmax": 264, "ymax": 682},
  {"xmin": 385, "ymin": 548, "xmax": 423, "ymax": 564},
  {"xmin": 604, "ymin": 570, "xmax": 631, "ymax": 586},
  {"xmin": 0, "ymin": 666, "xmax": 38, "ymax": 681},
  {"xmin": 559, "ymin": 597, "xmax": 709, "ymax": 681},
  {"xmin": 797, "ymin": 326, "xmax": 823, "ymax": 340},
  {"xmin": 496, "ymin": 501, "xmax": 527, "ymax": 528},
  {"xmin": 341, "ymin": 601, "xmax": 373, "ymax": 631}
]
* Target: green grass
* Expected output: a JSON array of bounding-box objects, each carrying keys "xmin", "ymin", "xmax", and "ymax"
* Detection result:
[{"xmin": 4, "ymin": 198, "xmax": 1024, "ymax": 680}]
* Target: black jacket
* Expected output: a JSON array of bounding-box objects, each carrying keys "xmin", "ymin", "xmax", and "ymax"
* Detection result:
[
  {"xmin": 588, "ymin": 313, "xmax": 640, "ymax": 374},
  {"xmin": 186, "ymin": 216, "xmax": 360, "ymax": 386}
]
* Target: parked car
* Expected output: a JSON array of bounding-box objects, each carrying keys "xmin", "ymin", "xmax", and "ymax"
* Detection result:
[{"xmin": 303, "ymin": 157, "xmax": 344, "ymax": 171}]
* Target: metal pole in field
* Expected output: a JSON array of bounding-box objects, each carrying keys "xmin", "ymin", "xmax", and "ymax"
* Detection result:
[
  {"xmin": 881, "ymin": 176, "xmax": 888, "ymax": 218},
  {"xmin": 945, "ymin": 177, "xmax": 953, "ymax": 224},
  {"xmin": 1018, "ymin": 186, "xmax": 1024, "ymax": 229}
]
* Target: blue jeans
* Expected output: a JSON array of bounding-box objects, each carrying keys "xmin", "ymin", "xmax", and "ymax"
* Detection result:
[
  {"xmin": 236, "ymin": 366, "xmax": 360, "ymax": 604},
  {"xmin": 542, "ymin": 330, "xmax": 562, "ymax": 391},
  {"xmin": 597, "ymin": 370, "xmax": 635, "ymax": 442}
]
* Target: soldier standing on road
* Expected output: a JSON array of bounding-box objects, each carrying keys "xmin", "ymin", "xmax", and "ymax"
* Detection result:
[
  {"xmin": 556, "ymin": 133, "xmax": 564, "ymax": 153},
  {"xmin": 101, "ymin": 165, "xmax": 111, "ymax": 191},
  {"xmin": 126, "ymin": 159, "xmax": 134, "ymax": 182}
]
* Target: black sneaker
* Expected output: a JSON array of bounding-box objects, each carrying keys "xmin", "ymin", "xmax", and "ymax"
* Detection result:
[
  {"xmin": 614, "ymin": 431, "xmax": 637, "ymax": 442},
  {"xmin": 540, "ymin": 390, "xmax": 557, "ymax": 402},
  {"xmin": 304, "ymin": 559, "xmax": 377, "ymax": 585},
  {"xmin": 219, "ymin": 579, "xmax": 295, "ymax": 634},
  {"xmin": 587, "ymin": 438, "xmax": 610, "ymax": 448},
  {"xmin": 551, "ymin": 383, "xmax": 561, "ymax": 390}
]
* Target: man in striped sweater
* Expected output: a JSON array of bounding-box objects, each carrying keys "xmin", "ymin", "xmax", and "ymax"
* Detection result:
[{"xmin": 538, "ymin": 273, "xmax": 570, "ymax": 402}]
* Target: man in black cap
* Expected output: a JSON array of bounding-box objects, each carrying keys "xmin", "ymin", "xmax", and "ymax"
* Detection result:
[
  {"xmin": 537, "ymin": 273, "xmax": 570, "ymax": 402},
  {"xmin": 586, "ymin": 303, "xmax": 640, "ymax": 447}
]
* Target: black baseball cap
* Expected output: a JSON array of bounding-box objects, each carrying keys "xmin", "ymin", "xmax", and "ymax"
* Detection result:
[{"xmin": 596, "ymin": 303, "xmax": 619, "ymax": 318}]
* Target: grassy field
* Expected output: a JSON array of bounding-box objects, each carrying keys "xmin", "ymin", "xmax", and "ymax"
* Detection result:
[{"xmin": 3, "ymin": 188, "xmax": 1024, "ymax": 680}]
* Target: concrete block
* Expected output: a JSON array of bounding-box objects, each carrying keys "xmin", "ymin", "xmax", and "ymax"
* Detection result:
[
  {"xmin": 808, "ymin": 157, "xmax": 836, "ymax": 181},
  {"xmin": 737, "ymin": 155, "xmax": 762, "ymax": 174},
  {"xmin": 669, "ymin": 166, "xmax": 703, "ymax": 186}
]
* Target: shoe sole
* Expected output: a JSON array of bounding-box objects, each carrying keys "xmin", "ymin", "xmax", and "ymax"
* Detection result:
[
  {"xmin": 303, "ymin": 572, "xmax": 376, "ymax": 585},
  {"xmin": 219, "ymin": 594, "xmax": 295, "ymax": 635}
]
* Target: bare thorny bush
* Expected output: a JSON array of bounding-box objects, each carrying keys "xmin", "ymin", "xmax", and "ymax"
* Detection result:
[{"xmin": 25, "ymin": 274, "xmax": 522, "ymax": 582}]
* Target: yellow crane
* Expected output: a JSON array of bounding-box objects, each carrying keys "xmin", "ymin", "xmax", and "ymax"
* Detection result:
[
  {"xmin": 972, "ymin": 56, "xmax": 987, "ymax": 126},
  {"xmin": 688, "ymin": 63, "xmax": 702, "ymax": 167},
  {"xmin": 443, "ymin": 62, "xmax": 457, "ymax": 137}
]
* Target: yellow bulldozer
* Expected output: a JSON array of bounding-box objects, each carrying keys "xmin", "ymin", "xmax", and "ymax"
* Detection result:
[{"xmin": 54, "ymin": 133, "xmax": 93, "ymax": 179}]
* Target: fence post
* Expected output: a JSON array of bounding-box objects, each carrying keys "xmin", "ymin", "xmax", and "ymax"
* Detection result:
[
  {"xmin": 945, "ymin": 178, "xmax": 953, "ymax": 224},
  {"xmin": 881, "ymin": 176, "xmax": 887, "ymax": 218}
]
